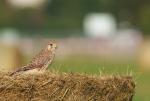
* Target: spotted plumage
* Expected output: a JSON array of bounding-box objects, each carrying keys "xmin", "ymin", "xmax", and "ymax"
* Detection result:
[{"xmin": 9, "ymin": 41, "xmax": 57, "ymax": 76}]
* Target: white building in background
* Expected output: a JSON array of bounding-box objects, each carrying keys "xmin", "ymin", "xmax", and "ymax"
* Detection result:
[
  {"xmin": 7, "ymin": 0, "xmax": 47, "ymax": 8},
  {"xmin": 0, "ymin": 28, "xmax": 20, "ymax": 46},
  {"xmin": 84, "ymin": 13, "xmax": 117, "ymax": 38}
]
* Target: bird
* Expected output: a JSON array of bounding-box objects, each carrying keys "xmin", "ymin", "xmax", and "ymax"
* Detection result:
[{"xmin": 9, "ymin": 41, "xmax": 57, "ymax": 76}]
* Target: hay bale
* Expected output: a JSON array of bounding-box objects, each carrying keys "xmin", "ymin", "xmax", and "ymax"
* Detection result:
[{"xmin": 0, "ymin": 72, "xmax": 135, "ymax": 101}]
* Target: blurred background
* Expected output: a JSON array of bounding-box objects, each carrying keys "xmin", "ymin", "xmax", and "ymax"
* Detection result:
[{"xmin": 0, "ymin": 0, "xmax": 150, "ymax": 100}]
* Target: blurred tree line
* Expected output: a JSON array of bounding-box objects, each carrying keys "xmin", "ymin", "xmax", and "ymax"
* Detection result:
[{"xmin": 0, "ymin": 0, "xmax": 150, "ymax": 35}]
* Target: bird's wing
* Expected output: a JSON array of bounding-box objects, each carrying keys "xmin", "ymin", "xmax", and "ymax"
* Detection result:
[
  {"xmin": 9, "ymin": 63, "xmax": 44, "ymax": 76},
  {"xmin": 30, "ymin": 49, "xmax": 45, "ymax": 63},
  {"xmin": 30, "ymin": 50, "xmax": 52, "ymax": 66}
]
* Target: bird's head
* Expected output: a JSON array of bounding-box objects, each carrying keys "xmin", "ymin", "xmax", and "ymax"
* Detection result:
[{"xmin": 47, "ymin": 41, "xmax": 57, "ymax": 51}]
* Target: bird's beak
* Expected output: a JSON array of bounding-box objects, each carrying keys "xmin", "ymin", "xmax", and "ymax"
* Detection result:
[{"xmin": 53, "ymin": 44, "xmax": 57, "ymax": 49}]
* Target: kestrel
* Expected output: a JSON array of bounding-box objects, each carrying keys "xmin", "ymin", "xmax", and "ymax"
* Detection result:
[{"xmin": 9, "ymin": 41, "xmax": 57, "ymax": 76}]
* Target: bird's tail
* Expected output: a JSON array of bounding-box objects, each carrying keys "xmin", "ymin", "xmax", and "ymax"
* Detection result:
[
  {"xmin": 9, "ymin": 65, "xmax": 31, "ymax": 76},
  {"xmin": 9, "ymin": 69, "xmax": 22, "ymax": 76}
]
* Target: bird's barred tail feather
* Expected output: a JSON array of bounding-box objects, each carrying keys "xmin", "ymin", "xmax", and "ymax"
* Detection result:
[{"xmin": 9, "ymin": 65, "xmax": 31, "ymax": 76}]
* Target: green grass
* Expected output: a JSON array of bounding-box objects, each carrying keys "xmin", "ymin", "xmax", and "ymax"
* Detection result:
[
  {"xmin": 49, "ymin": 56, "xmax": 150, "ymax": 101},
  {"xmin": 50, "ymin": 56, "xmax": 137, "ymax": 74}
]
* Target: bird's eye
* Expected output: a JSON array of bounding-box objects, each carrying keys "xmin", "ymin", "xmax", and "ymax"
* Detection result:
[{"xmin": 50, "ymin": 43, "xmax": 53, "ymax": 46}]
